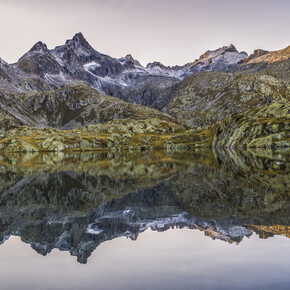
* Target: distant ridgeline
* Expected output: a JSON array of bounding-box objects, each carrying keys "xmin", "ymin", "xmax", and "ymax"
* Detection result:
[{"xmin": 0, "ymin": 33, "xmax": 289, "ymax": 151}]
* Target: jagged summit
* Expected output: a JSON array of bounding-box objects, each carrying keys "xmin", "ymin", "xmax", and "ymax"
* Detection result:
[
  {"xmin": 16, "ymin": 40, "xmax": 61, "ymax": 77},
  {"xmin": 194, "ymin": 44, "xmax": 246, "ymax": 63},
  {"xmin": 119, "ymin": 54, "xmax": 142, "ymax": 67},
  {"xmin": 17, "ymin": 41, "xmax": 49, "ymax": 63},
  {"xmin": 65, "ymin": 32, "xmax": 92, "ymax": 49},
  {"xmin": 124, "ymin": 54, "xmax": 134, "ymax": 60},
  {"xmin": 224, "ymin": 44, "xmax": 238, "ymax": 53},
  {"xmin": 147, "ymin": 61, "xmax": 168, "ymax": 69},
  {"xmin": 241, "ymin": 45, "xmax": 290, "ymax": 64},
  {"xmin": 30, "ymin": 41, "xmax": 48, "ymax": 52},
  {"xmin": 72, "ymin": 32, "xmax": 87, "ymax": 42},
  {"xmin": 253, "ymin": 49, "xmax": 269, "ymax": 57}
]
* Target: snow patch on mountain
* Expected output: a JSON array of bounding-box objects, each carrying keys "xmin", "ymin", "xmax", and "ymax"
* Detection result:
[
  {"xmin": 44, "ymin": 72, "xmax": 70, "ymax": 84},
  {"xmin": 51, "ymin": 51, "xmax": 66, "ymax": 66},
  {"xmin": 83, "ymin": 62, "xmax": 102, "ymax": 70}
]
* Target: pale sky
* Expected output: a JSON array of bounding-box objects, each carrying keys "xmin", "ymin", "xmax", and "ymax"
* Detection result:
[{"xmin": 0, "ymin": 0, "xmax": 289, "ymax": 66}]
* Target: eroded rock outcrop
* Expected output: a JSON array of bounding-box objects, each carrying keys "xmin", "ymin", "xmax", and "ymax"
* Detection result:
[{"xmin": 213, "ymin": 102, "xmax": 290, "ymax": 149}]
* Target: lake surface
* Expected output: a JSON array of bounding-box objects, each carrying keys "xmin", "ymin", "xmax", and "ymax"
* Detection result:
[{"xmin": 0, "ymin": 149, "xmax": 289, "ymax": 290}]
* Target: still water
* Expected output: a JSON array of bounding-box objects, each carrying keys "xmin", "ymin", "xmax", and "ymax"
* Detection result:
[{"xmin": 0, "ymin": 149, "xmax": 289, "ymax": 290}]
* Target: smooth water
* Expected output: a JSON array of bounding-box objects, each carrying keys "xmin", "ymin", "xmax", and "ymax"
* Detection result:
[{"xmin": 0, "ymin": 149, "xmax": 289, "ymax": 290}]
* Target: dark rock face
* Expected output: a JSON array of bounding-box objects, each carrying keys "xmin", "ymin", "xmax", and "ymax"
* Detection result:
[
  {"xmin": 103, "ymin": 75, "xmax": 180, "ymax": 110},
  {"xmin": 17, "ymin": 41, "xmax": 62, "ymax": 77},
  {"xmin": 53, "ymin": 33, "xmax": 124, "ymax": 79}
]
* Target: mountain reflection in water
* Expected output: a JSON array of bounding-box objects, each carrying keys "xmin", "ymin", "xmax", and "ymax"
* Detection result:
[{"xmin": 0, "ymin": 148, "xmax": 289, "ymax": 264}]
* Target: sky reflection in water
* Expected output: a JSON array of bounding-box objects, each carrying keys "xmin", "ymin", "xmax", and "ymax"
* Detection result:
[{"xmin": 0, "ymin": 149, "xmax": 289, "ymax": 289}]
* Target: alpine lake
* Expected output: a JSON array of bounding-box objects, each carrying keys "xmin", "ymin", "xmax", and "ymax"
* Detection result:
[{"xmin": 0, "ymin": 148, "xmax": 289, "ymax": 290}]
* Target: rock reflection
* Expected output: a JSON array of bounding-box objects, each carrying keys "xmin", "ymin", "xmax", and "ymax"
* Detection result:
[{"xmin": 0, "ymin": 148, "xmax": 289, "ymax": 263}]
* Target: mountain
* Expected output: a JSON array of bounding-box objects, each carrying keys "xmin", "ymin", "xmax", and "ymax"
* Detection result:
[
  {"xmin": 1, "ymin": 34, "xmax": 288, "ymax": 97},
  {"xmin": 1, "ymin": 34, "xmax": 252, "ymax": 100},
  {"xmin": 165, "ymin": 46, "xmax": 290, "ymax": 127},
  {"xmin": 12, "ymin": 33, "xmax": 183, "ymax": 95},
  {"xmin": 1, "ymin": 34, "xmax": 288, "ymax": 109},
  {"xmin": 0, "ymin": 33, "xmax": 289, "ymax": 151},
  {"xmin": 0, "ymin": 33, "xmax": 251, "ymax": 128}
]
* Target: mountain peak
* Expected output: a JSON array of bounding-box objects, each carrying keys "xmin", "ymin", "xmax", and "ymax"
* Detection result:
[
  {"xmin": 119, "ymin": 54, "xmax": 142, "ymax": 67},
  {"xmin": 147, "ymin": 61, "xmax": 168, "ymax": 70},
  {"xmin": 30, "ymin": 41, "xmax": 48, "ymax": 53},
  {"xmin": 72, "ymin": 32, "xmax": 86, "ymax": 42},
  {"xmin": 253, "ymin": 49, "xmax": 269, "ymax": 57},
  {"xmin": 124, "ymin": 54, "xmax": 134, "ymax": 61},
  {"xmin": 195, "ymin": 44, "xmax": 246, "ymax": 64},
  {"xmin": 64, "ymin": 32, "xmax": 93, "ymax": 52},
  {"xmin": 17, "ymin": 41, "xmax": 49, "ymax": 62},
  {"xmin": 224, "ymin": 44, "xmax": 238, "ymax": 53}
]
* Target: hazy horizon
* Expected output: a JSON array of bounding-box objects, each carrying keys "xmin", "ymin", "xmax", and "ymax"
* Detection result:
[{"xmin": 0, "ymin": 0, "xmax": 289, "ymax": 66}]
